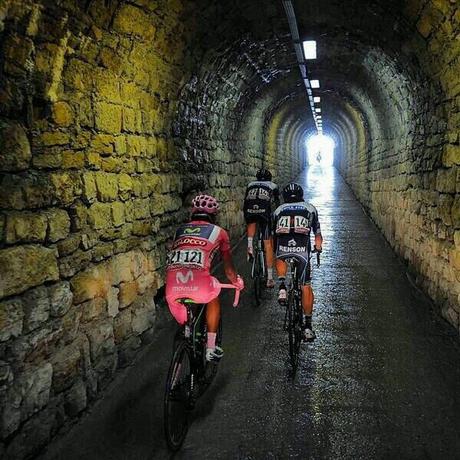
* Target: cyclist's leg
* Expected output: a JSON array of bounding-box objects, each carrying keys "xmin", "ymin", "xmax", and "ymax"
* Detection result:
[
  {"xmin": 206, "ymin": 297, "xmax": 220, "ymax": 333},
  {"xmin": 205, "ymin": 297, "xmax": 223, "ymax": 361},
  {"xmin": 298, "ymin": 256, "xmax": 316, "ymax": 340},
  {"xmin": 262, "ymin": 219, "xmax": 275, "ymax": 287},
  {"xmin": 275, "ymin": 257, "xmax": 287, "ymax": 277},
  {"xmin": 247, "ymin": 221, "xmax": 257, "ymax": 258},
  {"xmin": 264, "ymin": 238, "xmax": 274, "ymax": 268},
  {"xmin": 301, "ymin": 284, "xmax": 314, "ymax": 315},
  {"xmin": 275, "ymin": 257, "xmax": 288, "ymax": 303}
]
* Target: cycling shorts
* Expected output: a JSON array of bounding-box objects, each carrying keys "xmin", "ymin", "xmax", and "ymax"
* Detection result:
[
  {"xmin": 276, "ymin": 251, "xmax": 312, "ymax": 285},
  {"xmin": 245, "ymin": 216, "xmax": 273, "ymax": 240},
  {"xmin": 165, "ymin": 270, "xmax": 222, "ymax": 325}
]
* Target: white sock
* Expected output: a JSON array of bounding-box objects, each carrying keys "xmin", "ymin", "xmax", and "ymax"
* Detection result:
[
  {"xmin": 207, "ymin": 332, "xmax": 216, "ymax": 350},
  {"xmin": 247, "ymin": 237, "xmax": 253, "ymax": 248},
  {"xmin": 267, "ymin": 268, "xmax": 273, "ymax": 280}
]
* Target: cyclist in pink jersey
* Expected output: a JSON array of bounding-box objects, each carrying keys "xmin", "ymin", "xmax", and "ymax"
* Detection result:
[{"xmin": 165, "ymin": 194, "xmax": 244, "ymax": 361}]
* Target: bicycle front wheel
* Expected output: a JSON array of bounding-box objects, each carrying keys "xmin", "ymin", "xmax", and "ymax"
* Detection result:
[{"xmin": 164, "ymin": 342, "xmax": 192, "ymax": 451}]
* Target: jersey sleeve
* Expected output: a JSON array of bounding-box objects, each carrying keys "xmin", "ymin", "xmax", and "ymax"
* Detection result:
[
  {"xmin": 218, "ymin": 228, "xmax": 232, "ymax": 255},
  {"xmin": 311, "ymin": 207, "xmax": 321, "ymax": 235}
]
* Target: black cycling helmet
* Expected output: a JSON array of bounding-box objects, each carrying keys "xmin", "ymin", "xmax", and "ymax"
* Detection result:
[
  {"xmin": 283, "ymin": 183, "xmax": 303, "ymax": 202},
  {"xmin": 256, "ymin": 168, "xmax": 272, "ymax": 181}
]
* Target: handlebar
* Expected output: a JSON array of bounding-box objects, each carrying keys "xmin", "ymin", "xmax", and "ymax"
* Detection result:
[
  {"xmin": 217, "ymin": 282, "xmax": 242, "ymax": 307},
  {"xmin": 312, "ymin": 247, "xmax": 321, "ymax": 267}
]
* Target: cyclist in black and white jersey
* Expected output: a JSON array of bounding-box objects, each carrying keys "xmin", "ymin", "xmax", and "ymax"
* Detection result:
[
  {"xmin": 273, "ymin": 183, "xmax": 323, "ymax": 341},
  {"xmin": 243, "ymin": 168, "xmax": 280, "ymax": 288}
]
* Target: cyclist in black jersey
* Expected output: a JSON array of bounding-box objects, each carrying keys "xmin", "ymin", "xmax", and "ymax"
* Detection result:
[
  {"xmin": 243, "ymin": 168, "xmax": 280, "ymax": 288},
  {"xmin": 273, "ymin": 183, "xmax": 323, "ymax": 341}
]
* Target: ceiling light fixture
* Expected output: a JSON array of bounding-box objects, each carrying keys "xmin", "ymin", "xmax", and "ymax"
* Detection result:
[
  {"xmin": 282, "ymin": 1, "xmax": 322, "ymax": 133},
  {"xmin": 302, "ymin": 40, "xmax": 317, "ymax": 60}
]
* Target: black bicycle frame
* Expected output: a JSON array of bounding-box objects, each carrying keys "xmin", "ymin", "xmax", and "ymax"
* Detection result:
[
  {"xmin": 181, "ymin": 301, "xmax": 207, "ymax": 385},
  {"xmin": 252, "ymin": 224, "xmax": 265, "ymax": 277}
]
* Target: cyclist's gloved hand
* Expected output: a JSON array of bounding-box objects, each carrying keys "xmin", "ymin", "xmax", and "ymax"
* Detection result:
[{"xmin": 233, "ymin": 275, "xmax": 244, "ymax": 291}]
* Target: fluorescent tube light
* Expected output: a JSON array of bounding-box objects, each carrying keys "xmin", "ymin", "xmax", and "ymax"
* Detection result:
[{"xmin": 303, "ymin": 40, "xmax": 317, "ymax": 60}]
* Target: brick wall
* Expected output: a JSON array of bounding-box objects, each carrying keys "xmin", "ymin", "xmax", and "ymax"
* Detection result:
[
  {"xmin": 335, "ymin": 1, "xmax": 460, "ymax": 334},
  {"xmin": 0, "ymin": 1, "xmax": 304, "ymax": 457}
]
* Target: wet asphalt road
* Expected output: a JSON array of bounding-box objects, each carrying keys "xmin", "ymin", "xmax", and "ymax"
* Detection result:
[{"xmin": 41, "ymin": 166, "xmax": 460, "ymax": 460}]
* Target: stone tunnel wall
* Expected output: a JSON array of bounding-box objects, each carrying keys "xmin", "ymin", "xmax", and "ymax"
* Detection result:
[
  {"xmin": 335, "ymin": 1, "xmax": 460, "ymax": 333},
  {"xmin": 0, "ymin": 1, "xmax": 305, "ymax": 457}
]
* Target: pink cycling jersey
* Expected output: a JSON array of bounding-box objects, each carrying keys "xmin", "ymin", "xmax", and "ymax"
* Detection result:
[{"xmin": 165, "ymin": 220, "xmax": 231, "ymax": 324}]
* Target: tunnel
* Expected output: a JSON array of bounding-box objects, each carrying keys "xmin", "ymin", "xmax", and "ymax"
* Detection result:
[{"xmin": 0, "ymin": 0, "xmax": 459, "ymax": 458}]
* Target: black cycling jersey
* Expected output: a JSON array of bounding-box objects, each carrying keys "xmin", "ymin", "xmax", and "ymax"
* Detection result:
[
  {"xmin": 243, "ymin": 180, "xmax": 279, "ymax": 222},
  {"xmin": 273, "ymin": 201, "xmax": 321, "ymax": 254},
  {"xmin": 273, "ymin": 201, "xmax": 321, "ymax": 285}
]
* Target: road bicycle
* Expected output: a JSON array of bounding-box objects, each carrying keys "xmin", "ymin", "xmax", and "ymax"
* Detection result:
[
  {"xmin": 251, "ymin": 223, "xmax": 266, "ymax": 306},
  {"xmin": 164, "ymin": 280, "xmax": 241, "ymax": 451},
  {"xmin": 283, "ymin": 249, "xmax": 320, "ymax": 372}
]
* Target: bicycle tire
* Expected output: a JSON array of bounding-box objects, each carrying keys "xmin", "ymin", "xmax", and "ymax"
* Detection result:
[
  {"xmin": 287, "ymin": 289, "xmax": 296, "ymax": 369},
  {"xmin": 164, "ymin": 341, "xmax": 192, "ymax": 451},
  {"xmin": 258, "ymin": 249, "xmax": 266, "ymax": 292},
  {"xmin": 253, "ymin": 248, "xmax": 262, "ymax": 306},
  {"xmin": 292, "ymin": 292, "xmax": 302, "ymax": 371}
]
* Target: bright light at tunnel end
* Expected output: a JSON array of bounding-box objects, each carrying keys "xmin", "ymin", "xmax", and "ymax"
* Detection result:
[{"xmin": 306, "ymin": 134, "xmax": 335, "ymax": 166}]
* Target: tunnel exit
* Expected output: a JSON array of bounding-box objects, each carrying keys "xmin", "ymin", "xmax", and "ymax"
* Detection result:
[{"xmin": 306, "ymin": 134, "xmax": 335, "ymax": 166}]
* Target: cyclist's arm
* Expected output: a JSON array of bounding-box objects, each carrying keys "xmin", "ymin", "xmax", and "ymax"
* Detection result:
[
  {"xmin": 222, "ymin": 251, "xmax": 238, "ymax": 284},
  {"xmin": 165, "ymin": 229, "xmax": 177, "ymax": 251},
  {"xmin": 272, "ymin": 212, "xmax": 279, "ymax": 247},
  {"xmin": 219, "ymin": 229, "xmax": 238, "ymax": 284},
  {"xmin": 311, "ymin": 211, "xmax": 323, "ymax": 251}
]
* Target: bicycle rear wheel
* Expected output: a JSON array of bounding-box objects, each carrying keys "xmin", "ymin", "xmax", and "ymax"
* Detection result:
[
  {"xmin": 253, "ymin": 248, "xmax": 263, "ymax": 306},
  {"xmin": 164, "ymin": 342, "xmax": 192, "ymax": 451}
]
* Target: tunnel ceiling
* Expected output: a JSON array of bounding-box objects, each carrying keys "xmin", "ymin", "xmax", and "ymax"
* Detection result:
[{"xmin": 185, "ymin": 0, "xmax": 450, "ymax": 151}]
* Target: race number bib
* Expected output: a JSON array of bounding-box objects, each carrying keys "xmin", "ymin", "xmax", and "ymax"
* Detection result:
[
  {"xmin": 167, "ymin": 249, "xmax": 205, "ymax": 267},
  {"xmin": 294, "ymin": 216, "xmax": 309, "ymax": 234},
  {"xmin": 247, "ymin": 187, "xmax": 270, "ymax": 201},
  {"xmin": 276, "ymin": 216, "xmax": 290, "ymax": 234},
  {"xmin": 276, "ymin": 215, "xmax": 310, "ymax": 234}
]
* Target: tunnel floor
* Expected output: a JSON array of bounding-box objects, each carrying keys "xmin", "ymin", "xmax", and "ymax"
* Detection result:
[{"xmin": 40, "ymin": 166, "xmax": 460, "ymax": 460}]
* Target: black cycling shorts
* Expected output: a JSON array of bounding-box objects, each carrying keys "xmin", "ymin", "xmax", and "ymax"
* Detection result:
[
  {"xmin": 276, "ymin": 251, "xmax": 312, "ymax": 285},
  {"xmin": 245, "ymin": 216, "xmax": 273, "ymax": 240}
]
